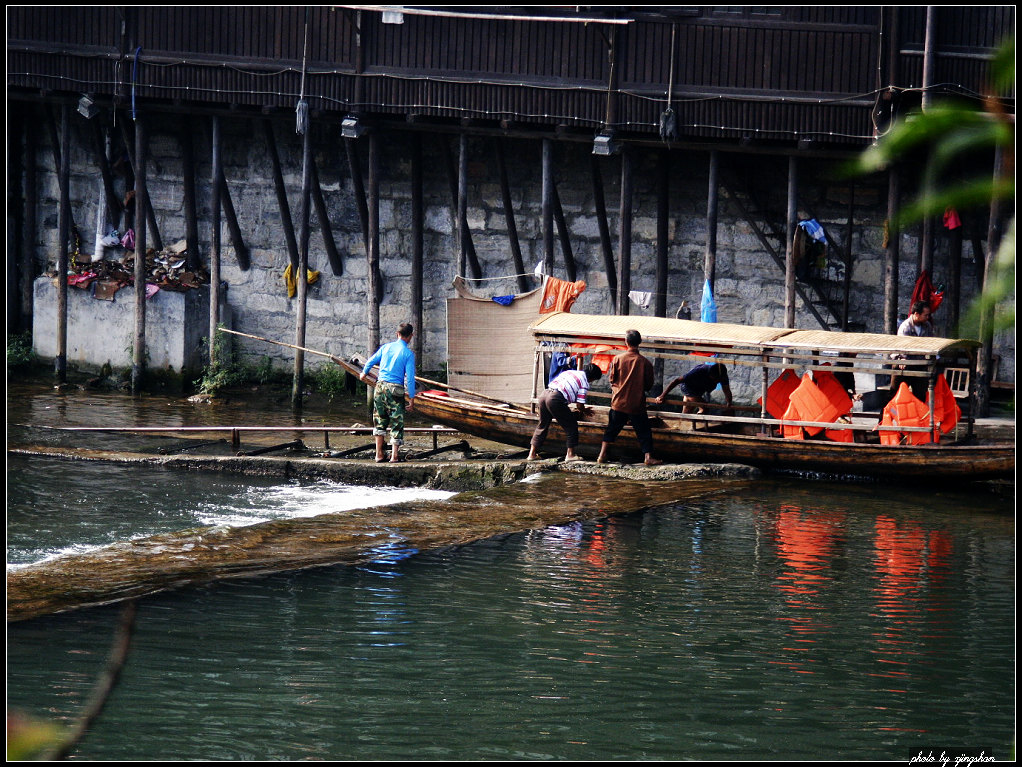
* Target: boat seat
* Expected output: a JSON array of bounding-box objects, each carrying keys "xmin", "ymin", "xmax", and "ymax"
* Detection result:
[{"xmin": 944, "ymin": 367, "xmax": 969, "ymax": 399}]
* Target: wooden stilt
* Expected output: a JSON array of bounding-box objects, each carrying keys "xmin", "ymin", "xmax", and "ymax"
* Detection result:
[
  {"xmin": 131, "ymin": 115, "xmax": 148, "ymax": 394},
  {"xmin": 292, "ymin": 119, "xmax": 312, "ymax": 410},
  {"xmin": 179, "ymin": 119, "xmax": 201, "ymax": 269},
  {"xmin": 884, "ymin": 167, "xmax": 900, "ymax": 334},
  {"xmin": 496, "ymin": 138, "xmax": 528, "ymax": 293},
  {"xmin": 411, "ymin": 133, "xmax": 424, "ymax": 360},
  {"xmin": 367, "ymin": 131, "xmax": 381, "ymax": 354},
  {"xmin": 617, "ymin": 146, "xmax": 633, "ymax": 315},
  {"xmin": 117, "ymin": 113, "xmax": 163, "ymax": 252},
  {"xmin": 209, "ymin": 116, "xmax": 223, "ymax": 368},
  {"xmin": 551, "ymin": 182, "xmax": 576, "ymax": 282},
  {"xmin": 542, "ymin": 139, "xmax": 554, "ymax": 277},
  {"xmin": 310, "ymin": 155, "xmax": 343, "ymax": 275},
  {"xmin": 55, "ymin": 104, "xmax": 70, "ymax": 385},
  {"xmin": 263, "ymin": 119, "xmax": 299, "ymax": 269},
  {"xmin": 590, "ymin": 155, "xmax": 617, "ymax": 307},
  {"xmin": 655, "ymin": 148, "xmax": 669, "ymax": 318},
  {"xmin": 784, "ymin": 155, "xmax": 797, "ymax": 329},
  {"xmin": 704, "ymin": 150, "xmax": 718, "ymax": 298}
]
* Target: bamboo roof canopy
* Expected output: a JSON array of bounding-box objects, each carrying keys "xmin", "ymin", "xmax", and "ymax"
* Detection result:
[{"xmin": 529, "ymin": 312, "xmax": 981, "ymax": 360}]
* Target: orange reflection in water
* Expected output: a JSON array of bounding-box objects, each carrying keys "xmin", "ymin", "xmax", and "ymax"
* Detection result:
[
  {"xmin": 767, "ymin": 504, "xmax": 847, "ymax": 675},
  {"xmin": 869, "ymin": 516, "xmax": 954, "ymax": 693}
]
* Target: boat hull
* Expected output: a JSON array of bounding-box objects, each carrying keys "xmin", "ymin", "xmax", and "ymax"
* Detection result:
[{"xmin": 412, "ymin": 392, "xmax": 1014, "ymax": 481}]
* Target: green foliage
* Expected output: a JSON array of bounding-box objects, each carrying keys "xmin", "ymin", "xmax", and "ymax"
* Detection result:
[
  {"xmin": 6, "ymin": 332, "xmax": 37, "ymax": 372},
  {"xmin": 852, "ymin": 36, "xmax": 1015, "ymax": 336},
  {"xmin": 310, "ymin": 362, "xmax": 356, "ymax": 401},
  {"xmin": 195, "ymin": 326, "xmax": 248, "ymax": 395},
  {"xmin": 6, "ymin": 710, "xmax": 67, "ymax": 761}
]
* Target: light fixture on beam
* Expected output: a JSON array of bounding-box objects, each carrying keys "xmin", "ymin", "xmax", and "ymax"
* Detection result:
[
  {"xmin": 341, "ymin": 115, "xmax": 367, "ymax": 139},
  {"xmin": 592, "ymin": 129, "xmax": 619, "ymax": 156},
  {"xmin": 77, "ymin": 94, "xmax": 99, "ymax": 119}
]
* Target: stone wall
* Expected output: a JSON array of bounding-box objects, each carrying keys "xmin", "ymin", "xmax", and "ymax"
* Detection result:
[{"xmin": 26, "ymin": 116, "xmax": 1013, "ymax": 401}]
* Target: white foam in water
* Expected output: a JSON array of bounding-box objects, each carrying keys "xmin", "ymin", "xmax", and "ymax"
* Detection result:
[{"xmin": 194, "ymin": 481, "xmax": 457, "ymax": 527}]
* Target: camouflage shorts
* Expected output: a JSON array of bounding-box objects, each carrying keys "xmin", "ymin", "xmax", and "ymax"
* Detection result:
[{"xmin": 372, "ymin": 381, "xmax": 407, "ymax": 445}]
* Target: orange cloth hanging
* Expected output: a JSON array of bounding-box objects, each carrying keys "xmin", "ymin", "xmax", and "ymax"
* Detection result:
[
  {"xmin": 539, "ymin": 277, "xmax": 587, "ymax": 314},
  {"xmin": 568, "ymin": 343, "xmax": 625, "ymax": 373},
  {"xmin": 880, "ymin": 382, "xmax": 933, "ymax": 445},
  {"xmin": 929, "ymin": 373, "xmax": 961, "ymax": 438},
  {"xmin": 759, "ymin": 368, "xmax": 800, "ymax": 419}
]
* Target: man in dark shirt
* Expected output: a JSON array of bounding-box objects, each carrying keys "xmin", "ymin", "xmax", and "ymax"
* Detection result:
[
  {"xmin": 596, "ymin": 330, "xmax": 662, "ymax": 465},
  {"xmin": 656, "ymin": 361, "xmax": 733, "ymax": 414}
]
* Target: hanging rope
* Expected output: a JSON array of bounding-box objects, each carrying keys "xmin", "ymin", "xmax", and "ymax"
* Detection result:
[
  {"xmin": 659, "ymin": 25, "xmax": 677, "ymax": 141},
  {"xmin": 295, "ymin": 7, "xmax": 310, "ymax": 134}
]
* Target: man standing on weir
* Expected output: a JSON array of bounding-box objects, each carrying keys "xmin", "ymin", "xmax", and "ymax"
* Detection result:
[{"xmin": 360, "ymin": 323, "xmax": 416, "ymax": 463}]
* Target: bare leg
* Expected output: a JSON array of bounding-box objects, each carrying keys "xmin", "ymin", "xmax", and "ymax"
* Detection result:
[
  {"xmin": 390, "ymin": 443, "xmax": 401, "ymax": 462},
  {"xmin": 644, "ymin": 453, "xmax": 662, "ymax": 466},
  {"xmin": 374, "ymin": 435, "xmax": 386, "ymax": 462},
  {"xmin": 596, "ymin": 442, "xmax": 609, "ymax": 463}
]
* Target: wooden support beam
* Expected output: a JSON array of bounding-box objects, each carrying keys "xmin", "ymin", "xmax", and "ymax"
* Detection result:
[
  {"xmin": 884, "ymin": 167, "xmax": 900, "ymax": 334},
  {"xmin": 89, "ymin": 121, "xmax": 122, "ymax": 231},
  {"xmin": 55, "ymin": 103, "xmax": 71, "ymax": 384},
  {"xmin": 551, "ymin": 181, "xmax": 576, "ymax": 282},
  {"xmin": 617, "ymin": 146, "xmax": 633, "ymax": 315},
  {"xmin": 495, "ymin": 138, "xmax": 528, "ymax": 293},
  {"xmin": 458, "ymin": 133, "xmax": 470, "ymax": 279},
  {"xmin": 117, "ymin": 113, "xmax": 163, "ymax": 252},
  {"xmin": 704, "ymin": 150, "xmax": 719, "ymax": 293},
  {"xmin": 178, "ymin": 119, "xmax": 201, "ymax": 270},
  {"xmin": 263, "ymin": 120, "xmax": 299, "ymax": 269},
  {"xmin": 22, "ymin": 110, "xmax": 38, "ymax": 328},
  {"xmin": 656, "ymin": 148, "xmax": 669, "ymax": 318},
  {"xmin": 440, "ymin": 136, "xmax": 480, "ymax": 279},
  {"xmin": 366, "ymin": 131, "xmax": 381, "ymax": 355},
  {"xmin": 590, "ymin": 155, "xmax": 617, "ymax": 307},
  {"xmin": 542, "ymin": 139, "xmax": 555, "ymax": 277},
  {"xmin": 310, "ymin": 154, "xmax": 343, "ymax": 275},
  {"xmin": 209, "ymin": 116, "xmax": 223, "ymax": 368},
  {"xmin": 292, "ymin": 121, "xmax": 313, "ymax": 410},
  {"xmin": 411, "ymin": 133, "xmax": 424, "ymax": 360},
  {"xmin": 217, "ymin": 167, "xmax": 250, "ymax": 270},
  {"xmin": 131, "ymin": 115, "xmax": 149, "ymax": 394},
  {"xmin": 784, "ymin": 155, "xmax": 797, "ymax": 328}
]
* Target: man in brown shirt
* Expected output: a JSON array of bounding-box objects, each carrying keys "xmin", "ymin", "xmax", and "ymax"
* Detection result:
[{"xmin": 596, "ymin": 329, "xmax": 662, "ymax": 465}]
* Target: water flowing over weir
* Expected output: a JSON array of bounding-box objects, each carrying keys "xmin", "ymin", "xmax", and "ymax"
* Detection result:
[{"xmin": 7, "ymin": 464, "xmax": 752, "ymax": 621}]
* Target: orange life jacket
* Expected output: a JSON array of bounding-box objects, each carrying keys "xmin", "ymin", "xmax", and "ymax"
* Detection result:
[
  {"xmin": 880, "ymin": 382, "xmax": 933, "ymax": 445},
  {"xmin": 759, "ymin": 368, "xmax": 800, "ymax": 419}
]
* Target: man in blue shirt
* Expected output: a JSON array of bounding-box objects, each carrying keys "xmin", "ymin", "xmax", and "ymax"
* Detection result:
[{"xmin": 360, "ymin": 323, "xmax": 416, "ymax": 462}]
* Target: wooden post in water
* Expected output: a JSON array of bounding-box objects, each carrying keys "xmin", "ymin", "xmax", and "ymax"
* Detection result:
[
  {"xmin": 263, "ymin": 119, "xmax": 299, "ymax": 269},
  {"xmin": 292, "ymin": 118, "xmax": 313, "ymax": 410},
  {"xmin": 842, "ymin": 185, "xmax": 854, "ymax": 331},
  {"xmin": 209, "ymin": 116, "xmax": 223, "ymax": 369},
  {"xmin": 784, "ymin": 155, "xmax": 797, "ymax": 328},
  {"xmin": 590, "ymin": 156, "xmax": 617, "ymax": 308},
  {"xmin": 617, "ymin": 146, "xmax": 633, "ymax": 316},
  {"xmin": 884, "ymin": 167, "xmax": 900, "ymax": 334},
  {"xmin": 411, "ymin": 133, "xmax": 424, "ymax": 360},
  {"xmin": 131, "ymin": 115, "xmax": 148, "ymax": 394},
  {"xmin": 55, "ymin": 103, "xmax": 70, "ymax": 385},
  {"xmin": 118, "ymin": 114, "xmax": 163, "ymax": 252},
  {"xmin": 551, "ymin": 182, "xmax": 576, "ymax": 282},
  {"xmin": 496, "ymin": 138, "xmax": 528, "ymax": 293}
]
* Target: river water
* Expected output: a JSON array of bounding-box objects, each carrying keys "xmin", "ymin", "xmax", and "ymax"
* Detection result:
[{"xmin": 6, "ymin": 381, "xmax": 1015, "ymax": 761}]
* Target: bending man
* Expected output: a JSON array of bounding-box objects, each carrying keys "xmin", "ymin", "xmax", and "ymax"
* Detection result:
[{"xmin": 528, "ymin": 363, "xmax": 602, "ymax": 462}]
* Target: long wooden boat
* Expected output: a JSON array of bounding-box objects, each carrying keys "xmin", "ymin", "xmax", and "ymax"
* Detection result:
[{"xmin": 343, "ymin": 285, "xmax": 1013, "ymax": 482}]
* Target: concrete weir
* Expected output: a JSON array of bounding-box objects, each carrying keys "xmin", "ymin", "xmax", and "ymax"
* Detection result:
[{"xmin": 7, "ymin": 446, "xmax": 760, "ymax": 621}]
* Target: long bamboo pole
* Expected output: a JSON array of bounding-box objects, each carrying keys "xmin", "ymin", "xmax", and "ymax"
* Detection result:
[{"xmin": 218, "ymin": 328, "xmax": 531, "ymax": 411}]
